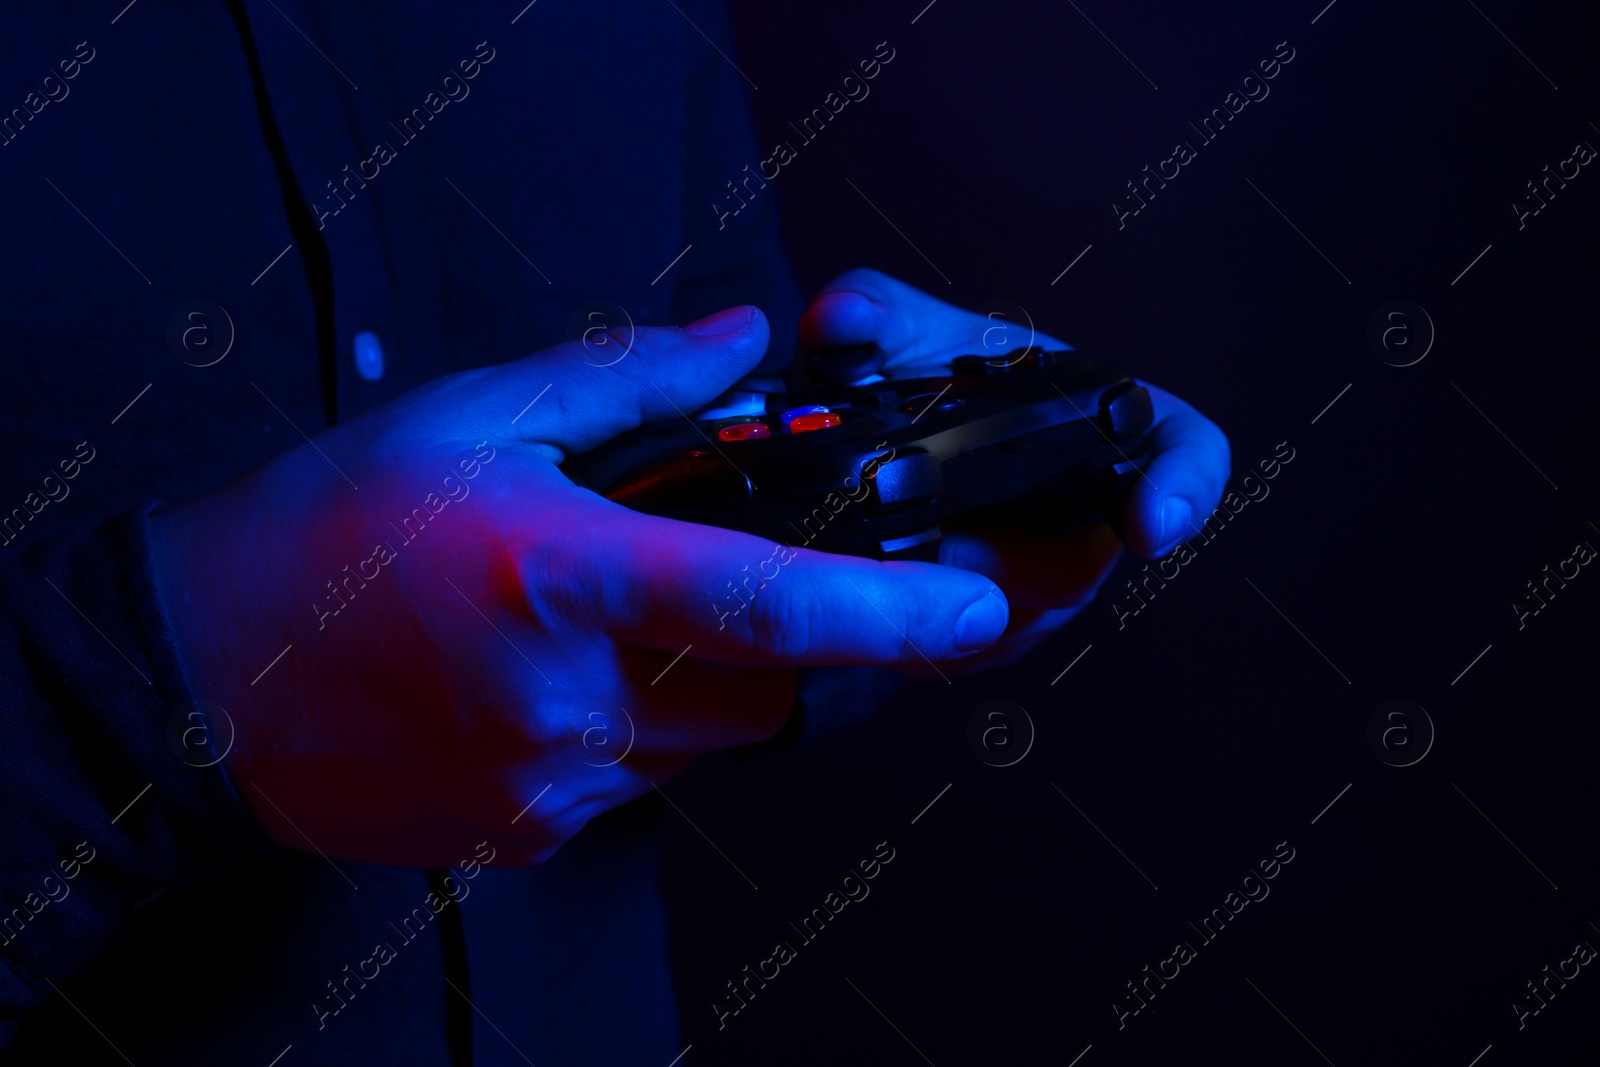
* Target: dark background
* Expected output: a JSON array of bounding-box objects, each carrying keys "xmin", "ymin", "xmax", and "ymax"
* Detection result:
[{"xmin": 661, "ymin": 2, "xmax": 1600, "ymax": 1063}]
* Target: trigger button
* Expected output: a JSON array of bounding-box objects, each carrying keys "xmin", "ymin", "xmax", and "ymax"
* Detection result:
[
  {"xmin": 1101, "ymin": 384, "xmax": 1153, "ymax": 440},
  {"xmin": 863, "ymin": 451, "xmax": 942, "ymax": 514}
]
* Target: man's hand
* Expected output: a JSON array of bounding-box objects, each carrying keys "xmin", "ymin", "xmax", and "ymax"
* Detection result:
[
  {"xmin": 800, "ymin": 269, "xmax": 1231, "ymax": 668},
  {"xmin": 150, "ymin": 306, "xmax": 1010, "ymax": 868}
]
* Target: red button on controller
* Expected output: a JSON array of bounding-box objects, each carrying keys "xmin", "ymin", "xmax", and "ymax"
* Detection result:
[
  {"xmin": 787, "ymin": 412, "xmax": 841, "ymax": 433},
  {"xmin": 716, "ymin": 421, "xmax": 771, "ymax": 442}
]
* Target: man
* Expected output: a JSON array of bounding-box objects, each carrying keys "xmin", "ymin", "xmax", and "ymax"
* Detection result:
[{"xmin": 0, "ymin": 2, "xmax": 1226, "ymax": 1062}]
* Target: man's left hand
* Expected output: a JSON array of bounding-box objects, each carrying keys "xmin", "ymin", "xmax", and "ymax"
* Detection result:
[{"xmin": 799, "ymin": 269, "xmax": 1231, "ymax": 670}]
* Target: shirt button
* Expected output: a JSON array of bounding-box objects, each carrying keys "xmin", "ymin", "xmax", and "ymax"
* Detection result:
[{"xmin": 353, "ymin": 331, "xmax": 385, "ymax": 381}]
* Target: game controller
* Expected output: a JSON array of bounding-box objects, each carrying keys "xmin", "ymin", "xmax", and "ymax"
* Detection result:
[{"xmin": 563, "ymin": 347, "xmax": 1155, "ymax": 562}]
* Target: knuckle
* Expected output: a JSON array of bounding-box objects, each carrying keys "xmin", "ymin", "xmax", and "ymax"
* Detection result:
[
  {"xmin": 900, "ymin": 596, "xmax": 940, "ymax": 660},
  {"xmin": 832, "ymin": 266, "xmax": 888, "ymax": 290},
  {"xmin": 742, "ymin": 587, "xmax": 818, "ymax": 662},
  {"xmin": 520, "ymin": 539, "xmax": 584, "ymax": 631},
  {"xmin": 595, "ymin": 325, "xmax": 635, "ymax": 351}
]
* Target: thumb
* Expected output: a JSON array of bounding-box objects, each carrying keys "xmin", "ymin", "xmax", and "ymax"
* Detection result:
[
  {"xmin": 798, "ymin": 269, "xmax": 1055, "ymax": 378},
  {"xmin": 479, "ymin": 305, "xmax": 770, "ymax": 456},
  {"xmin": 799, "ymin": 268, "xmax": 927, "ymax": 351}
]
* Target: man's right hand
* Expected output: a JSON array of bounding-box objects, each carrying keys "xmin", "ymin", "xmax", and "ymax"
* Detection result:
[{"xmin": 149, "ymin": 306, "xmax": 1009, "ymax": 868}]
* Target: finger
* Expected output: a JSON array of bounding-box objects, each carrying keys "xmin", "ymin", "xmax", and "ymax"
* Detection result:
[
  {"xmin": 453, "ymin": 305, "xmax": 771, "ymax": 457},
  {"xmin": 1119, "ymin": 384, "xmax": 1232, "ymax": 560},
  {"xmin": 800, "ymin": 269, "xmax": 1057, "ymax": 375},
  {"xmin": 504, "ymin": 628, "xmax": 798, "ymax": 754},
  {"xmin": 798, "ymin": 268, "xmax": 925, "ymax": 350},
  {"xmin": 938, "ymin": 519, "xmax": 1123, "ymax": 611},
  {"xmin": 562, "ymin": 502, "xmax": 1011, "ymax": 668},
  {"xmin": 940, "ymin": 606, "xmax": 1081, "ymax": 674},
  {"xmin": 494, "ymin": 753, "xmax": 690, "ymax": 865}
]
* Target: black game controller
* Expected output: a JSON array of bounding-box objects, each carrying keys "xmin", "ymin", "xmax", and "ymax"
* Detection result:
[{"xmin": 563, "ymin": 347, "xmax": 1155, "ymax": 562}]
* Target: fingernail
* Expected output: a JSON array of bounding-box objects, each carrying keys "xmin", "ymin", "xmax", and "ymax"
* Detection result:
[
  {"xmin": 953, "ymin": 588, "xmax": 1008, "ymax": 654},
  {"xmin": 1156, "ymin": 497, "xmax": 1194, "ymax": 557},
  {"xmin": 684, "ymin": 305, "xmax": 755, "ymax": 337}
]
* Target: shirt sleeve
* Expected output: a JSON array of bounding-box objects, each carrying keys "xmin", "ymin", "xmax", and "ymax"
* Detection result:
[{"xmin": 0, "ymin": 504, "xmax": 280, "ymax": 1046}]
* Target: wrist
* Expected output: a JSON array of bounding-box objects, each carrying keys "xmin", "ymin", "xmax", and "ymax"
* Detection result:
[{"xmin": 145, "ymin": 453, "xmax": 324, "ymax": 771}]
